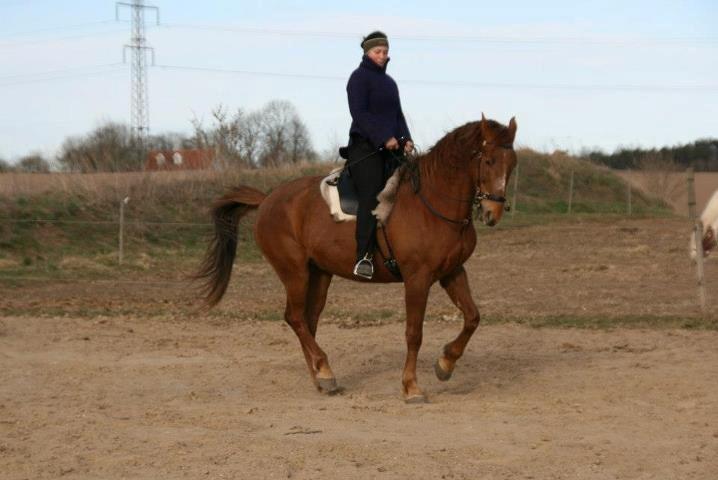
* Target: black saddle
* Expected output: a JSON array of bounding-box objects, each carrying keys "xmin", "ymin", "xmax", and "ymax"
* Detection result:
[{"xmin": 326, "ymin": 168, "xmax": 359, "ymax": 216}]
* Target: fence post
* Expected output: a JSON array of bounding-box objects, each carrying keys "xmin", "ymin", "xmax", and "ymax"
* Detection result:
[
  {"xmin": 118, "ymin": 196, "xmax": 130, "ymax": 265},
  {"xmin": 511, "ymin": 161, "xmax": 519, "ymax": 219},
  {"xmin": 627, "ymin": 179, "xmax": 632, "ymax": 216},
  {"xmin": 686, "ymin": 168, "xmax": 706, "ymax": 311},
  {"xmin": 567, "ymin": 170, "xmax": 574, "ymax": 214}
]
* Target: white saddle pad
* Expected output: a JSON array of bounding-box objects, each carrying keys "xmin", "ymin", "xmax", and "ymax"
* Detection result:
[{"xmin": 319, "ymin": 166, "xmax": 403, "ymax": 224}]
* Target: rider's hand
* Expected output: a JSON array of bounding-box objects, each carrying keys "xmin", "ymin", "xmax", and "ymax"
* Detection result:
[
  {"xmin": 404, "ymin": 140, "xmax": 414, "ymax": 154},
  {"xmin": 384, "ymin": 137, "xmax": 399, "ymax": 150}
]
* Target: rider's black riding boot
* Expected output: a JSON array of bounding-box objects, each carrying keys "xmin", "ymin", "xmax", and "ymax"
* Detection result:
[{"xmin": 348, "ymin": 135, "xmax": 385, "ymax": 279}]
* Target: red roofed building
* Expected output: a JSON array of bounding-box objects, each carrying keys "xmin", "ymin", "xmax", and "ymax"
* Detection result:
[{"xmin": 145, "ymin": 149, "xmax": 215, "ymax": 171}]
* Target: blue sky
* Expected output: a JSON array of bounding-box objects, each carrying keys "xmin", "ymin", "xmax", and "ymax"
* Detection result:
[{"xmin": 0, "ymin": 0, "xmax": 716, "ymax": 161}]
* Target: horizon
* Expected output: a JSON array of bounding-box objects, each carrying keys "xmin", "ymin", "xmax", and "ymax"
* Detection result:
[{"xmin": 1, "ymin": 0, "xmax": 716, "ymax": 163}]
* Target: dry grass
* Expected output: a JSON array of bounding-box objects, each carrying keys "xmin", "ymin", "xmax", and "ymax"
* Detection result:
[
  {"xmin": 0, "ymin": 170, "xmax": 218, "ymax": 200},
  {"xmin": 0, "ymin": 162, "xmax": 334, "ymax": 201}
]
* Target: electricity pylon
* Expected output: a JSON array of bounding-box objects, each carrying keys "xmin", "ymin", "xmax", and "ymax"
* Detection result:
[{"xmin": 116, "ymin": 1, "xmax": 159, "ymax": 142}]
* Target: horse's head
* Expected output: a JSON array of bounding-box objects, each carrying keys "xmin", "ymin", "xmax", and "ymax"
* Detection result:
[
  {"xmin": 702, "ymin": 226, "xmax": 716, "ymax": 257},
  {"xmin": 475, "ymin": 114, "xmax": 518, "ymax": 226},
  {"xmin": 690, "ymin": 225, "xmax": 717, "ymax": 261}
]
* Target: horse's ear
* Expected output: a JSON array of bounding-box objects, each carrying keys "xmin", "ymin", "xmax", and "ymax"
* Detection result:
[
  {"xmin": 507, "ymin": 116, "xmax": 517, "ymax": 142},
  {"xmin": 480, "ymin": 113, "xmax": 495, "ymax": 141}
]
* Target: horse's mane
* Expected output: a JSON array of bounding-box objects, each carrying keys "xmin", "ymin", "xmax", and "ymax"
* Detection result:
[{"xmin": 413, "ymin": 119, "xmax": 512, "ymax": 178}]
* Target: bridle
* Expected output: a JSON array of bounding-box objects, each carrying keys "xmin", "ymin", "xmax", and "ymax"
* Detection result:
[
  {"xmin": 473, "ymin": 141, "xmax": 513, "ymax": 207},
  {"xmin": 413, "ymin": 140, "xmax": 513, "ymax": 227}
]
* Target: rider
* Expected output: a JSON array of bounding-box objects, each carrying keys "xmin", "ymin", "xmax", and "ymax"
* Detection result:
[{"xmin": 346, "ymin": 30, "xmax": 414, "ymax": 279}]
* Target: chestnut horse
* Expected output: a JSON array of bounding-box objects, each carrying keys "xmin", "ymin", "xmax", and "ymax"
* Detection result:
[{"xmin": 197, "ymin": 115, "xmax": 517, "ymax": 403}]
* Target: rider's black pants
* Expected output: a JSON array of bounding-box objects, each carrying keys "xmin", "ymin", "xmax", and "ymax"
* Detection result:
[{"xmin": 348, "ymin": 135, "xmax": 391, "ymax": 261}]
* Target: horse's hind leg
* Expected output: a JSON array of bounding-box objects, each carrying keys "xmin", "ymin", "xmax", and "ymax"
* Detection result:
[
  {"xmin": 276, "ymin": 262, "xmax": 340, "ymax": 395},
  {"xmin": 435, "ymin": 266, "xmax": 480, "ymax": 381}
]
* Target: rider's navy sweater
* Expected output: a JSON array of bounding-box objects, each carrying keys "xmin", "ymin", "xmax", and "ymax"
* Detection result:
[{"xmin": 347, "ymin": 56, "xmax": 412, "ymax": 149}]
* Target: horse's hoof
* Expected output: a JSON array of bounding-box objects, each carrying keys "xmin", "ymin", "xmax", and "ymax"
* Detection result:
[
  {"xmin": 317, "ymin": 377, "xmax": 342, "ymax": 395},
  {"xmin": 434, "ymin": 359, "xmax": 453, "ymax": 382},
  {"xmin": 405, "ymin": 394, "xmax": 428, "ymax": 404}
]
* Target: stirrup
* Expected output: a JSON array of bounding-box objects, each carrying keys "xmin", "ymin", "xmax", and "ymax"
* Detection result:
[{"xmin": 353, "ymin": 254, "xmax": 374, "ymax": 279}]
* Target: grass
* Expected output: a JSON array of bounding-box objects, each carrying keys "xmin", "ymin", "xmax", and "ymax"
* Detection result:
[
  {"xmin": 1, "ymin": 297, "xmax": 714, "ymax": 331},
  {"xmin": 0, "ymin": 152, "xmax": 672, "ymax": 263},
  {"xmin": 481, "ymin": 314, "xmax": 718, "ymax": 330}
]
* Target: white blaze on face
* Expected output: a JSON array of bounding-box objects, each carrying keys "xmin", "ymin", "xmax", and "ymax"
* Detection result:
[{"xmin": 492, "ymin": 164, "xmax": 508, "ymax": 194}]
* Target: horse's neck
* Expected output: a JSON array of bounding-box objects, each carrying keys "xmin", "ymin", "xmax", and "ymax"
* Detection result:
[{"xmin": 417, "ymin": 147, "xmax": 477, "ymax": 215}]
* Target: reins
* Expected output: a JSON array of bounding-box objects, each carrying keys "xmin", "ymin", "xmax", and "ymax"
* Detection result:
[{"xmin": 336, "ymin": 137, "xmax": 411, "ymax": 173}]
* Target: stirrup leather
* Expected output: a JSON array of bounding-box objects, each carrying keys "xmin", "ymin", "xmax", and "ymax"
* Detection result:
[{"xmin": 353, "ymin": 254, "xmax": 374, "ymax": 279}]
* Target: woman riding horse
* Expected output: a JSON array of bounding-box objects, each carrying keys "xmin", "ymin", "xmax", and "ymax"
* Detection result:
[
  {"xmin": 196, "ymin": 114, "xmax": 517, "ymax": 403},
  {"xmin": 346, "ymin": 31, "xmax": 414, "ymax": 279}
]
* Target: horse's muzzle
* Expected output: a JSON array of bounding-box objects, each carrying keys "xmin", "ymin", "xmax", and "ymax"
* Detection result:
[{"xmin": 481, "ymin": 209, "xmax": 497, "ymax": 226}]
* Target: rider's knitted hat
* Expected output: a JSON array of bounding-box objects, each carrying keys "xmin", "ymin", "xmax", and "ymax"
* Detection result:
[{"xmin": 361, "ymin": 31, "xmax": 389, "ymax": 53}]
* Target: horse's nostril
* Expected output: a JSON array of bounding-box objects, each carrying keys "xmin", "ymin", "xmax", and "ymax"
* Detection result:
[{"xmin": 483, "ymin": 210, "xmax": 494, "ymax": 224}]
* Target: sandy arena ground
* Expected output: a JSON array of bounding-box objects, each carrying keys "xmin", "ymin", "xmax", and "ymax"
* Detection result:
[{"xmin": 1, "ymin": 217, "xmax": 718, "ymax": 479}]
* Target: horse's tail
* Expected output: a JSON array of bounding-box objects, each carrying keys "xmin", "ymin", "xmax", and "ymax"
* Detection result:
[{"xmin": 195, "ymin": 185, "xmax": 267, "ymax": 308}]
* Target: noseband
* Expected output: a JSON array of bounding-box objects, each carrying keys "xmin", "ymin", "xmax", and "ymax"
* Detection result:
[{"xmin": 475, "ymin": 190, "xmax": 509, "ymax": 207}]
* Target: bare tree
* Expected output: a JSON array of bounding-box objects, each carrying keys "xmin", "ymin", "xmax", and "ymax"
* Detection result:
[
  {"xmin": 17, "ymin": 153, "xmax": 51, "ymax": 173},
  {"xmin": 193, "ymin": 100, "xmax": 316, "ymax": 169},
  {"xmin": 57, "ymin": 122, "xmax": 144, "ymax": 172},
  {"xmin": 258, "ymin": 100, "xmax": 316, "ymax": 167},
  {"xmin": 0, "ymin": 157, "xmax": 12, "ymax": 173},
  {"xmin": 192, "ymin": 106, "xmax": 260, "ymax": 169},
  {"xmin": 148, "ymin": 131, "xmax": 196, "ymax": 151},
  {"xmin": 258, "ymin": 101, "xmax": 289, "ymax": 168}
]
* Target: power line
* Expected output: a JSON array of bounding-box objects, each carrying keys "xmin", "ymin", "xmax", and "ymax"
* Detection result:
[
  {"xmin": 2, "ymin": 20, "xmax": 713, "ymax": 50},
  {"xmin": 0, "ymin": 19, "xmax": 121, "ymax": 38},
  {"xmin": 0, "ymin": 62, "xmax": 124, "ymax": 81},
  {"xmin": 0, "ymin": 29, "xmax": 129, "ymax": 49},
  {"xmin": 155, "ymin": 63, "xmax": 343, "ymax": 81},
  {"xmin": 160, "ymin": 22, "xmax": 718, "ymax": 47},
  {"xmin": 1, "ymin": 60, "xmax": 714, "ymax": 93},
  {"xmin": 0, "ymin": 63, "xmax": 126, "ymax": 87},
  {"xmin": 154, "ymin": 63, "xmax": 718, "ymax": 93}
]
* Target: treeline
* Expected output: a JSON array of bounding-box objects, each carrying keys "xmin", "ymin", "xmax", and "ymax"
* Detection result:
[
  {"xmin": 0, "ymin": 153, "xmax": 51, "ymax": 173},
  {"xmin": 0, "ymin": 99, "xmax": 317, "ymax": 173},
  {"xmin": 585, "ymin": 138, "xmax": 718, "ymax": 171}
]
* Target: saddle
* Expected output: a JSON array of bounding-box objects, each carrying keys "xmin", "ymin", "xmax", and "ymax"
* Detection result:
[
  {"xmin": 320, "ymin": 161, "xmax": 406, "ymax": 223},
  {"xmin": 325, "ymin": 168, "xmax": 359, "ymax": 217}
]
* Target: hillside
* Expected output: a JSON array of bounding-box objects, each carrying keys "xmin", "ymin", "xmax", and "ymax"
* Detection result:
[{"xmin": 0, "ymin": 151, "xmax": 672, "ymax": 273}]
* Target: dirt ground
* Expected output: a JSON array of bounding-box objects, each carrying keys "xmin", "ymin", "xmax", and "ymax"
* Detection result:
[{"xmin": 1, "ymin": 217, "xmax": 718, "ymax": 479}]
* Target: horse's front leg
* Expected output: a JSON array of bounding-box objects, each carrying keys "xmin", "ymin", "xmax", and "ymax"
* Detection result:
[
  {"xmin": 402, "ymin": 273, "xmax": 432, "ymax": 403},
  {"xmin": 435, "ymin": 266, "xmax": 480, "ymax": 381}
]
